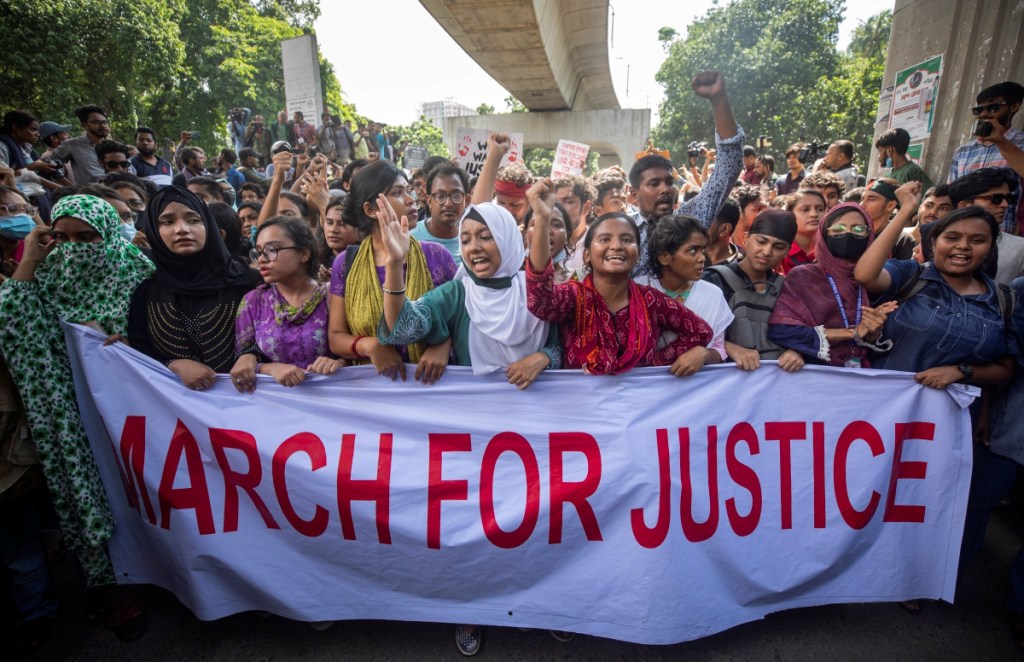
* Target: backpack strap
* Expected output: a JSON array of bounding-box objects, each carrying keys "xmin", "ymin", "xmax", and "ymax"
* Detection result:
[
  {"xmin": 707, "ymin": 264, "xmax": 746, "ymax": 299},
  {"xmin": 895, "ymin": 262, "xmax": 928, "ymax": 304},
  {"xmin": 995, "ymin": 282, "xmax": 1016, "ymax": 327}
]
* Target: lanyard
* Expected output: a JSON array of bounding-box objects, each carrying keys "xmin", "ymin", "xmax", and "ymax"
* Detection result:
[{"xmin": 825, "ymin": 274, "xmax": 862, "ymax": 330}]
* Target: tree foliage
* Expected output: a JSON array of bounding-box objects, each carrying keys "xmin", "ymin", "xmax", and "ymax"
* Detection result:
[
  {"xmin": 476, "ymin": 103, "xmax": 496, "ymax": 116},
  {"xmin": 790, "ymin": 53, "xmax": 886, "ymax": 168},
  {"xmin": 504, "ymin": 95, "xmax": 528, "ymax": 113},
  {"xmin": 389, "ymin": 116, "xmax": 448, "ymax": 158},
  {"xmin": 652, "ymin": 0, "xmax": 845, "ymax": 162},
  {"xmin": 1, "ymin": 0, "xmax": 185, "ymax": 140},
  {"xmin": 1, "ymin": 0, "xmax": 358, "ymax": 158},
  {"xmin": 848, "ymin": 9, "xmax": 892, "ymax": 60}
]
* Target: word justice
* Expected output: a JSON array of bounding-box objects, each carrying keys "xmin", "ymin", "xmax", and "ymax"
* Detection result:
[{"xmin": 111, "ymin": 416, "xmax": 936, "ymax": 549}]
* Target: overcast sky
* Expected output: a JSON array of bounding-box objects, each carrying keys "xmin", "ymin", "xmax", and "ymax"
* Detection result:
[{"xmin": 315, "ymin": 0, "xmax": 895, "ymax": 126}]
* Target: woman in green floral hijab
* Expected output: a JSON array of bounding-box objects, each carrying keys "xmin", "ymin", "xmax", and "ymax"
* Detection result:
[{"xmin": 0, "ymin": 195, "xmax": 153, "ymax": 593}]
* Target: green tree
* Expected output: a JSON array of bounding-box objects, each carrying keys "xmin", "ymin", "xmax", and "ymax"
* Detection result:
[
  {"xmin": 476, "ymin": 103, "xmax": 496, "ymax": 115},
  {"xmin": 791, "ymin": 53, "xmax": 886, "ymax": 169},
  {"xmin": 320, "ymin": 57, "xmax": 360, "ymax": 125},
  {"xmin": 652, "ymin": 0, "xmax": 843, "ymax": 162},
  {"xmin": 657, "ymin": 26, "xmax": 678, "ymax": 51},
  {"xmin": 504, "ymin": 95, "xmax": 528, "ymax": 113},
  {"xmin": 390, "ymin": 116, "xmax": 448, "ymax": 158},
  {"xmin": 1, "ymin": 0, "xmax": 185, "ymax": 140},
  {"xmin": 848, "ymin": 10, "xmax": 892, "ymax": 60}
]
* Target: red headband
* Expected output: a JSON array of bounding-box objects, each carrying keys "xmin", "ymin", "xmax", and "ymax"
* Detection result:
[{"xmin": 494, "ymin": 179, "xmax": 530, "ymax": 197}]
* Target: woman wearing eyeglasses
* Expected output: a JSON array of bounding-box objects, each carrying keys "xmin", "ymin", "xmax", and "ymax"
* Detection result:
[
  {"xmin": 409, "ymin": 162, "xmax": 470, "ymax": 265},
  {"xmin": 767, "ymin": 202, "xmax": 899, "ymax": 367},
  {"xmin": 230, "ymin": 216, "xmax": 342, "ymax": 390},
  {"xmin": 127, "ymin": 187, "xmax": 261, "ymax": 390},
  {"xmin": 0, "ymin": 186, "xmax": 42, "ymax": 277}
]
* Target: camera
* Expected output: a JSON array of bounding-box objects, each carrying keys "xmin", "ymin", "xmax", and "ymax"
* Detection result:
[
  {"xmin": 687, "ymin": 140, "xmax": 708, "ymax": 159},
  {"xmin": 229, "ymin": 108, "xmax": 245, "ymax": 122},
  {"xmin": 972, "ymin": 119, "xmax": 994, "ymax": 138},
  {"xmin": 43, "ymin": 157, "xmax": 65, "ymax": 179},
  {"xmin": 798, "ymin": 140, "xmax": 826, "ymax": 164}
]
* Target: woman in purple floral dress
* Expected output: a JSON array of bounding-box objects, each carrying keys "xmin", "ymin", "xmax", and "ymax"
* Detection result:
[{"xmin": 230, "ymin": 216, "xmax": 343, "ymax": 390}]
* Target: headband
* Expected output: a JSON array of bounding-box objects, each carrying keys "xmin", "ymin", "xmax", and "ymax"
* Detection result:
[
  {"xmin": 869, "ymin": 179, "xmax": 898, "ymax": 202},
  {"xmin": 749, "ymin": 209, "xmax": 797, "ymax": 245},
  {"xmin": 494, "ymin": 179, "xmax": 530, "ymax": 197}
]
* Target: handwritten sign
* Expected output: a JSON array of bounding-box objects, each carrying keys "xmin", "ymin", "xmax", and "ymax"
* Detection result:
[
  {"xmin": 551, "ymin": 140, "xmax": 590, "ymax": 179},
  {"xmin": 454, "ymin": 128, "xmax": 524, "ymax": 177}
]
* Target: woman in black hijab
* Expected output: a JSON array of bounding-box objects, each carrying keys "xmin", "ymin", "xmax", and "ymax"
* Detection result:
[{"xmin": 127, "ymin": 187, "xmax": 262, "ymax": 390}]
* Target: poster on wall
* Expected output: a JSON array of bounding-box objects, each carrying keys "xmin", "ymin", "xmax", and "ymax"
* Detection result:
[
  {"xmin": 906, "ymin": 143, "xmax": 925, "ymax": 166},
  {"xmin": 889, "ymin": 55, "xmax": 943, "ymax": 140}
]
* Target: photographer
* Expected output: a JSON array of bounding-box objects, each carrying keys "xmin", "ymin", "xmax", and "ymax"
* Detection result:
[
  {"xmin": 948, "ymin": 81, "xmax": 1024, "ymax": 234},
  {"xmin": 244, "ymin": 114, "xmax": 273, "ymax": 165},
  {"xmin": 227, "ymin": 107, "xmax": 251, "ymax": 153},
  {"xmin": 819, "ymin": 140, "xmax": 859, "ymax": 193}
]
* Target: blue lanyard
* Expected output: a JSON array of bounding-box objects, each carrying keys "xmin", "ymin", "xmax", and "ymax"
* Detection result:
[{"xmin": 825, "ymin": 274, "xmax": 862, "ymax": 330}]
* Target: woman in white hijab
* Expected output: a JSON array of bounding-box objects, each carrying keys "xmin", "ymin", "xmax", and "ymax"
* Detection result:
[{"xmin": 376, "ymin": 198, "xmax": 561, "ymax": 387}]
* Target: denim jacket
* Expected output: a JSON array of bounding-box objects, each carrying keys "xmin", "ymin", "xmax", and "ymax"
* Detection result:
[{"xmin": 870, "ymin": 260, "xmax": 1018, "ymax": 372}]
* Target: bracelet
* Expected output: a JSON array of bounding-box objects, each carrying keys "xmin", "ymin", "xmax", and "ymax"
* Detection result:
[
  {"xmin": 852, "ymin": 329, "xmax": 894, "ymax": 353},
  {"xmin": 350, "ymin": 336, "xmax": 367, "ymax": 359},
  {"xmin": 381, "ymin": 285, "xmax": 407, "ymax": 295}
]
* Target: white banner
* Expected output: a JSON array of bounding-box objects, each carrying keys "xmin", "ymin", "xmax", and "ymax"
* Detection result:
[{"xmin": 64, "ymin": 323, "xmax": 972, "ymax": 645}]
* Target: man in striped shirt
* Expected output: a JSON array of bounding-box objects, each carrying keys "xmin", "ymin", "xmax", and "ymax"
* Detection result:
[{"xmin": 948, "ymin": 81, "xmax": 1024, "ymax": 234}]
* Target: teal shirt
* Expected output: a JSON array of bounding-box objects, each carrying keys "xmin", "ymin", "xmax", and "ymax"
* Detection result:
[
  {"xmin": 410, "ymin": 221, "xmax": 462, "ymax": 266},
  {"xmin": 377, "ymin": 279, "xmax": 562, "ymax": 368}
]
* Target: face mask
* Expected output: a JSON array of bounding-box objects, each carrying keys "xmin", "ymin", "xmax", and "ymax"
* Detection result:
[
  {"xmin": 825, "ymin": 234, "xmax": 869, "ymax": 260},
  {"xmin": 0, "ymin": 214, "xmax": 35, "ymax": 240},
  {"xmin": 119, "ymin": 223, "xmax": 137, "ymax": 242}
]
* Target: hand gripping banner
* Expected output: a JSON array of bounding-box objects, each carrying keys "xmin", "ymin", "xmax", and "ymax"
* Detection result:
[{"xmin": 64, "ymin": 323, "xmax": 973, "ymax": 644}]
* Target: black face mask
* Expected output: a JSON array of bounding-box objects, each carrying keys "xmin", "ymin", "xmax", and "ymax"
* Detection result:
[{"xmin": 825, "ymin": 234, "xmax": 869, "ymax": 260}]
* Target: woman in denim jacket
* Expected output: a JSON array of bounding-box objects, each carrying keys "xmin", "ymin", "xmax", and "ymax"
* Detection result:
[{"xmin": 855, "ymin": 189, "xmax": 1017, "ymax": 385}]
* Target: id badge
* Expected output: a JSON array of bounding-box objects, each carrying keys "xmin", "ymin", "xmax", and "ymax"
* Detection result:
[{"xmin": 845, "ymin": 356, "xmax": 862, "ymax": 369}]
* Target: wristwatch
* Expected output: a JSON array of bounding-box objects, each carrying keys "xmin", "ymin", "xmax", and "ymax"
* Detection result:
[{"xmin": 957, "ymin": 363, "xmax": 973, "ymax": 383}]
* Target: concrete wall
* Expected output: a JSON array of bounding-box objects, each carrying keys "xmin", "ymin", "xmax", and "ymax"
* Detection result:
[
  {"xmin": 442, "ymin": 109, "xmax": 651, "ymax": 173},
  {"xmin": 869, "ymin": 0, "xmax": 1024, "ymax": 182}
]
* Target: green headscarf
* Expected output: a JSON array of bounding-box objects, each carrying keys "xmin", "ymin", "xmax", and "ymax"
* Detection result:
[{"xmin": 38, "ymin": 195, "xmax": 154, "ymax": 336}]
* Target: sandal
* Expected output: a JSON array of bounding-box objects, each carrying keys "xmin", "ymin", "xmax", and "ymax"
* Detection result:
[{"xmin": 898, "ymin": 599, "xmax": 922, "ymax": 616}]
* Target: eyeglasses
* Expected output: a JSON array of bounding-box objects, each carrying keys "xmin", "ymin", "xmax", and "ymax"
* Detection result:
[
  {"xmin": 119, "ymin": 211, "xmax": 138, "ymax": 223},
  {"xmin": 105, "ymin": 161, "xmax": 131, "ymax": 170},
  {"xmin": 971, "ymin": 101, "xmax": 1009, "ymax": 116},
  {"xmin": 250, "ymin": 245, "xmax": 299, "ymax": 262},
  {"xmin": 86, "ymin": 119, "xmax": 110, "ymax": 126},
  {"xmin": 125, "ymin": 199, "xmax": 146, "ymax": 211},
  {"xmin": 0, "ymin": 204, "xmax": 37, "ymax": 216},
  {"xmin": 826, "ymin": 223, "xmax": 870, "ymax": 237},
  {"xmin": 431, "ymin": 191, "xmax": 465, "ymax": 205},
  {"xmin": 971, "ymin": 193, "xmax": 1018, "ymax": 206}
]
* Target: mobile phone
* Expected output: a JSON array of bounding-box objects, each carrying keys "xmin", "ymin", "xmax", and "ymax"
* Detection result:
[{"xmin": 972, "ymin": 120, "xmax": 994, "ymax": 138}]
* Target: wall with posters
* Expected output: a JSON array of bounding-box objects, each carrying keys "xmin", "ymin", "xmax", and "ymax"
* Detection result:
[{"xmin": 868, "ymin": 0, "xmax": 1024, "ymax": 182}]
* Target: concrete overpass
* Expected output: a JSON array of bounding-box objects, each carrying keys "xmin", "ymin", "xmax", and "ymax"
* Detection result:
[{"xmin": 419, "ymin": 0, "xmax": 649, "ymax": 170}]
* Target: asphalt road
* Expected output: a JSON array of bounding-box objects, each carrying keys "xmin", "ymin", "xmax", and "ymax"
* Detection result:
[{"xmin": 10, "ymin": 512, "xmax": 1023, "ymax": 661}]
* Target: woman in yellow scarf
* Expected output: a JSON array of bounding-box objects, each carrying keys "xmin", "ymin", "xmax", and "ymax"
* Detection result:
[{"xmin": 327, "ymin": 161, "xmax": 457, "ymax": 381}]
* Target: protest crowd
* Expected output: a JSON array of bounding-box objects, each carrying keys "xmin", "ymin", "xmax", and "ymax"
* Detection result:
[{"xmin": 2, "ymin": 67, "xmax": 1024, "ymax": 657}]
